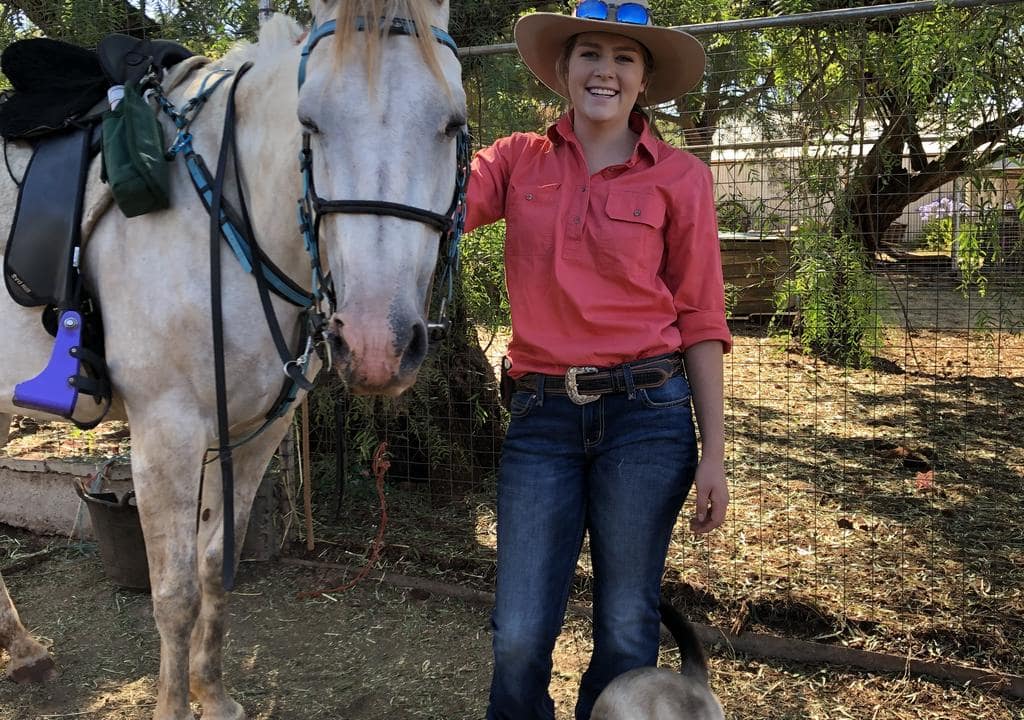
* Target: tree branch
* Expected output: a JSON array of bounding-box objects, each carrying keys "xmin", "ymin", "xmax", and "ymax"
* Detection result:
[{"xmin": 10, "ymin": 1, "xmax": 161, "ymax": 39}]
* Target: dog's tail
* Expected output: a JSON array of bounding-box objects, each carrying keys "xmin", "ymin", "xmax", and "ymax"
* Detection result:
[{"xmin": 658, "ymin": 600, "xmax": 710, "ymax": 685}]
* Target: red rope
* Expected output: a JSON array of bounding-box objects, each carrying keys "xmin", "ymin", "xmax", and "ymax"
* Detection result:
[{"xmin": 297, "ymin": 441, "xmax": 390, "ymax": 599}]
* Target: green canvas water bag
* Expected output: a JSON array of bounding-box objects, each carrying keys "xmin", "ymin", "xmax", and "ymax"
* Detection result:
[{"xmin": 101, "ymin": 82, "xmax": 170, "ymax": 218}]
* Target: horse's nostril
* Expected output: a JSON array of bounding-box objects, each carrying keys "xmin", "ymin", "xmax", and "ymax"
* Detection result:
[
  {"xmin": 328, "ymin": 332, "xmax": 349, "ymax": 365},
  {"xmin": 399, "ymin": 321, "xmax": 428, "ymax": 374}
]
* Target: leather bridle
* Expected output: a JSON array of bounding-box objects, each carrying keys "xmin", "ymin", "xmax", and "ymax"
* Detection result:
[{"xmin": 296, "ymin": 16, "xmax": 470, "ymax": 339}]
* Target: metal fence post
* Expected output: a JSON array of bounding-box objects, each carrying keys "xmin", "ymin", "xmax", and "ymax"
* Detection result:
[{"xmin": 258, "ymin": 0, "xmax": 274, "ymax": 25}]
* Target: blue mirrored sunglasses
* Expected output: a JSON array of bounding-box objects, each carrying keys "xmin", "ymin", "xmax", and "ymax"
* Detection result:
[{"xmin": 575, "ymin": 1, "xmax": 651, "ymax": 25}]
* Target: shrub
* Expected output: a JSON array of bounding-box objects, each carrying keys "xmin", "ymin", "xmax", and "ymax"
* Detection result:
[{"xmin": 776, "ymin": 225, "xmax": 880, "ymax": 368}]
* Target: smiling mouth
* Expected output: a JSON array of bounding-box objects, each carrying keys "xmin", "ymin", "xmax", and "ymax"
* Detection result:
[{"xmin": 587, "ymin": 87, "xmax": 618, "ymax": 98}]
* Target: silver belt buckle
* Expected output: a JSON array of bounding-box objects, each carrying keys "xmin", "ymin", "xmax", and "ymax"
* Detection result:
[{"xmin": 565, "ymin": 366, "xmax": 600, "ymax": 405}]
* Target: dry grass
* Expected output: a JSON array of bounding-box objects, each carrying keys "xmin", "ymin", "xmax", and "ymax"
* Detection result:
[
  {"xmin": 3, "ymin": 272, "xmax": 1022, "ymax": 716},
  {"xmin": 1, "ymin": 548, "xmax": 1022, "ymax": 719}
]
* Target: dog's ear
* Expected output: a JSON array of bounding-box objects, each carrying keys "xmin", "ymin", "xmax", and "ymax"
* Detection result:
[{"xmin": 658, "ymin": 600, "xmax": 710, "ymax": 685}]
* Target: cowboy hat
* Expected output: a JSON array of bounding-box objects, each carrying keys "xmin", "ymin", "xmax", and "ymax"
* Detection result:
[{"xmin": 514, "ymin": 1, "xmax": 705, "ymax": 106}]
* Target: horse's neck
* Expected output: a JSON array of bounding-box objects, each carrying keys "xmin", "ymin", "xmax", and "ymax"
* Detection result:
[
  {"xmin": 177, "ymin": 53, "xmax": 307, "ymax": 285},
  {"xmin": 162, "ymin": 55, "xmax": 213, "ymax": 96}
]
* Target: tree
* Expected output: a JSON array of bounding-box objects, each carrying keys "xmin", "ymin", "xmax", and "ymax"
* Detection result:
[
  {"xmin": 648, "ymin": 0, "xmax": 1024, "ymax": 250},
  {"xmin": 838, "ymin": 6, "xmax": 1024, "ymax": 250},
  {"xmin": 3, "ymin": 1, "xmax": 160, "ymax": 43},
  {"xmin": 0, "ymin": 1, "xmax": 306, "ymax": 46}
]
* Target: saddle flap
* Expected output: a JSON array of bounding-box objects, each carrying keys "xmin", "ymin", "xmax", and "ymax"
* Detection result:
[{"xmin": 4, "ymin": 127, "xmax": 93, "ymax": 307}]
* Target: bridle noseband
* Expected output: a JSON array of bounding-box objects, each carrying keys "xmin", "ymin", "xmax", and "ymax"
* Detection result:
[{"xmin": 297, "ymin": 16, "xmax": 470, "ymax": 340}]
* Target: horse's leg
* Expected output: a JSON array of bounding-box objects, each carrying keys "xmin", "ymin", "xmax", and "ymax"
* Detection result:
[
  {"xmin": 189, "ymin": 417, "xmax": 291, "ymax": 720},
  {"xmin": 0, "ymin": 414, "xmax": 11, "ymax": 447},
  {"xmin": 0, "ymin": 571, "xmax": 56, "ymax": 683},
  {"xmin": 131, "ymin": 416, "xmax": 207, "ymax": 720}
]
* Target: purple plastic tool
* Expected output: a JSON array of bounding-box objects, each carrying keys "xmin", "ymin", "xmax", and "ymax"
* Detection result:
[{"xmin": 13, "ymin": 309, "xmax": 83, "ymax": 418}]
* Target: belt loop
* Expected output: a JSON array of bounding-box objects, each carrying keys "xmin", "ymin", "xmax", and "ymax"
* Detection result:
[
  {"xmin": 622, "ymin": 363, "xmax": 637, "ymax": 400},
  {"xmin": 535, "ymin": 374, "xmax": 545, "ymax": 406}
]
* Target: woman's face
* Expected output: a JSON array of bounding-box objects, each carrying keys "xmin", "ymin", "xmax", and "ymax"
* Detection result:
[{"xmin": 565, "ymin": 32, "xmax": 648, "ymax": 128}]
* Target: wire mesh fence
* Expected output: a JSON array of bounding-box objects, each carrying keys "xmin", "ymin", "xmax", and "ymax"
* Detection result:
[
  {"xmin": 0, "ymin": 0, "xmax": 1021, "ymax": 685},
  {"xmin": 310, "ymin": 0, "xmax": 1024, "ymax": 680}
]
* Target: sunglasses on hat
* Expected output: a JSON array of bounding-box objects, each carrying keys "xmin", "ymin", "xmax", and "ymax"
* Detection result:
[{"xmin": 574, "ymin": 1, "xmax": 652, "ymax": 25}]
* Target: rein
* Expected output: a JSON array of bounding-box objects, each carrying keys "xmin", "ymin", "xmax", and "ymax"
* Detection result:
[
  {"xmin": 205, "ymin": 62, "xmax": 320, "ymax": 591},
  {"xmin": 154, "ymin": 64, "xmax": 323, "ymax": 592}
]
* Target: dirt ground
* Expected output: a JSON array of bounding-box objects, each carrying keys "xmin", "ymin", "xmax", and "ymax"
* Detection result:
[
  {"xmin": 1, "ymin": 543, "xmax": 1022, "ymax": 720},
  {"xmin": 2, "ymin": 269, "xmax": 1023, "ymax": 718}
]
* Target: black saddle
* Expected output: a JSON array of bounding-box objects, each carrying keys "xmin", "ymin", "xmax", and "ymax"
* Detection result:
[
  {"xmin": 0, "ymin": 38, "xmax": 108, "ymax": 139},
  {"xmin": 0, "ymin": 35, "xmax": 193, "ymax": 141},
  {"xmin": 96, "ymin": 34, "xmax": 193, "ymax": 87},
  {"xmin": 2, "ymin": 34, "xmax": 194, "ymax": 311},
  {"xmin": 0, "ymin": 35, "xmax": 192, "ymax": 425}
]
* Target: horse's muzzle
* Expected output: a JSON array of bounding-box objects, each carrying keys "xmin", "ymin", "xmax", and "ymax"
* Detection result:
[{"xmin": 326, "ymin": 312, "xmax": 428, "ymax": 395}]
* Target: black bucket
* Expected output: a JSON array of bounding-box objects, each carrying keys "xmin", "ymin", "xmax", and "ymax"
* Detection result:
[{"xmin": 76, "ymin": 484, "xmax": 150, "ymax": 590}]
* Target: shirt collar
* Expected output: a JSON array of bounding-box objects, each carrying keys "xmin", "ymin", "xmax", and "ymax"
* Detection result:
[{"xmin": 546, "ymin": 111, "xmax": 658, "ymax": 164}]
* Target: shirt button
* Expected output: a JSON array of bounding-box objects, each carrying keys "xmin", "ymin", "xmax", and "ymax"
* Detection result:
[
  {"xmin": 525, "ymin": 193, "xmax": 534, "ymax": 200},
  {"xmin": 573, "ymin": 216, "xmax": 581, "ymax": 224},
  {"xmin": 633, "ymin": 209, "xmax": 642, "ymax": 217}
]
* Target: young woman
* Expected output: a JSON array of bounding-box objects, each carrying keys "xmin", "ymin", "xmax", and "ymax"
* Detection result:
[{"xmin": 464, "ymin": 3, "xmax": 732, "ymax": 718}]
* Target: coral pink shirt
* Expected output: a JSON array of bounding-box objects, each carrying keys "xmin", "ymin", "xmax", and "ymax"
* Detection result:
[{"xmin": 466, "ymin": 112, "xmax": 732, "ymax": 378}]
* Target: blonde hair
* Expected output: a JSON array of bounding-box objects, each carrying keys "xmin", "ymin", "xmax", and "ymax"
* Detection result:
[{"xmin": 333, "ymin": 0, "xmax": 445, "ymax": 90}]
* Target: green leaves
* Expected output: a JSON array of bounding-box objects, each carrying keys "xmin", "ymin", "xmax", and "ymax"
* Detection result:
[{"xmin": 777, "ymin": 225, "xmax": 880, "ymax": 368}]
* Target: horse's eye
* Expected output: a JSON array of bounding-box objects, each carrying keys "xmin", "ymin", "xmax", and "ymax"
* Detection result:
[
  {"xmin": 444, "ymin": 118, "xmax": 466, "ymax": 138},
  {"xmin": 299, "ymin": 117, "xmax": 320, "ymax": 134}
]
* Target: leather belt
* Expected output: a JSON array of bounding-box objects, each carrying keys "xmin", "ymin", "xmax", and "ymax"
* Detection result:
[{"xmin": 514, "ymin": 352, "xmax": 682, "ymax": 405}]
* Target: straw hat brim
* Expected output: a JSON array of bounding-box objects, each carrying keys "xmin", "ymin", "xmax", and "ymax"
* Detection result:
[{"xmin": 513, "ymin": 13, "xmax": 706, "ymax": 106}]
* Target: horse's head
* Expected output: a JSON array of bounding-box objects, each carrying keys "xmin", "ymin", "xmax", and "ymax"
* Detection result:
[{"xmin": 299, "ymin": 0, "xmax": 466, "ymax": 395}]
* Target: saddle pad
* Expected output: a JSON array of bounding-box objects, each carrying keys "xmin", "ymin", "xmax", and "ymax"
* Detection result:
[
  {"xmin": 0, "ymin": 38, "xmax": 107, "ymax": 139},
  {"xmin": 4, "ymin": 127, "xmax": 93, "ymax": 308}
]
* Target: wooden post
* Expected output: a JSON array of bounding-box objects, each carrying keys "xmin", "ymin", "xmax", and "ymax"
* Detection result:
[{"xmin": 301, "ymin": 397, "xmax": 314, "ymax": 551}]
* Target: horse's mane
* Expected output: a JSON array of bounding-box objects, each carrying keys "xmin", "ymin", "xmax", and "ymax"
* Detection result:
[
  {"xmin": 333, "ymin": 0, "xmax": 446, "ymax": 88},
  {"xmin": 217, "ymin": 13, "xmax": 306, "ymax": 71}
]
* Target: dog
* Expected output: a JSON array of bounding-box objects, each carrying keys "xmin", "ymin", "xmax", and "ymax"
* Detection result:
[{"xmin": 590, "ymin": 601, "xmax": 724, "ymax": 720}]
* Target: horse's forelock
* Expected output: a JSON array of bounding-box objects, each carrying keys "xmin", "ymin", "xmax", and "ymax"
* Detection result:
[{"xmin": 332, "ymin": 0, "xmax": 446, "ymax": 89}]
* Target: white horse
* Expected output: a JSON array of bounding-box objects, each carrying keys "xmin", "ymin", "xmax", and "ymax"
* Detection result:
[{"xmin": 0, "ymin": 0, "xmax": 466, "ymax": 717}]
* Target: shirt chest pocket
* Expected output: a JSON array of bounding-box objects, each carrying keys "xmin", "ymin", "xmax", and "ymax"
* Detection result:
[
  {"xmin": 588, "ymin": 191, "xmax": 667, "ymax": 280},
  {"xmin": 506, "ymin": 183, "xmax": 561, "ymax": 257},
  {"xmin": 604, "ymin": 190, "xmax": 666, "ymax": 240}
]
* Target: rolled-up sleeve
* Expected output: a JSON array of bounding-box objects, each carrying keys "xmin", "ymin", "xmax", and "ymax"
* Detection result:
[{"xmin": 662, "ymin": 163, "xmax": 733, "ymax": 353}]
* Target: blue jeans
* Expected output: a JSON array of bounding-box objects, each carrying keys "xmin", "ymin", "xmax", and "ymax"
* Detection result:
[{"xmin": 486, "ymin": 374, "xmax": 698, "ymax": 720}]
